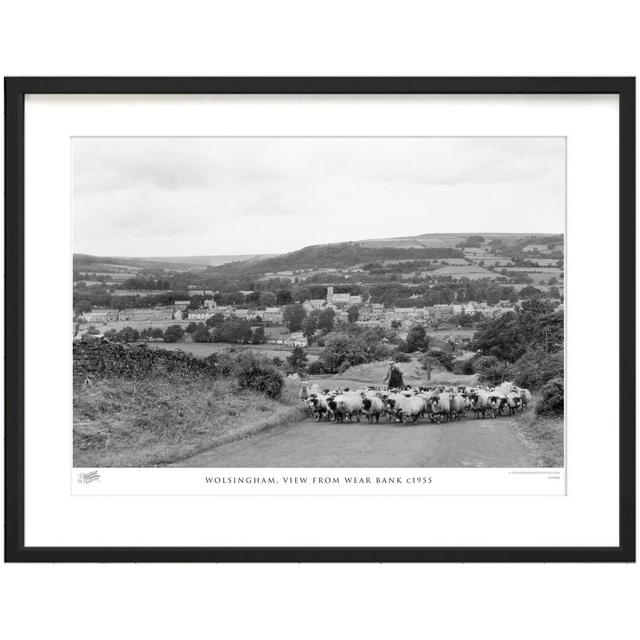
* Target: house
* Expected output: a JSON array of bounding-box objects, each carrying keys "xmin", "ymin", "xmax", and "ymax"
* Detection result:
[
  {"xmin": 118, "ymin": 307, "xmax": 174, "ymax": 322},
  {"xmin": 262, "ymin": 307, "xmax": 284, "ymax": 323},
  {"xmin": 187, "ymin": 289, "xmax": 215, "ymax": 297},
  {"xmin": 188, "ymin": 309, "xmax": 217, "ymax": 321},
  {"xmin": 81, "ymin": 309, "xmax": 119, "ymax": 323},
  {"xmin": 284, "ymin": 332, "xmax": 308, "ymax": 347},
  {"xmin": 331, "ymin": 292, "xmax": 352, "ymax": 305},
  {"xmin": 304, "ymin": 298, "xmax": 326, "ymax": 311},
  {"xmin": 233, "ymin": 309, "xmax": 260, "ymax": 321}
]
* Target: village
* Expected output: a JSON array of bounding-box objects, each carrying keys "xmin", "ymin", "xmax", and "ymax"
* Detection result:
[{"xmin": 77, "ymin": 283, "xmax": 528, "ymax": 348}]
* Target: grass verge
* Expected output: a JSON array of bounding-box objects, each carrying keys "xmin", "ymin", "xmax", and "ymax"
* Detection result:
[
  {"xmin": 512, "ymin": 411, "xmax": 564, "ymax": 467},
  {"xmin": 74, "ymin": 376, "xmax": 305, "ymax": 467}
]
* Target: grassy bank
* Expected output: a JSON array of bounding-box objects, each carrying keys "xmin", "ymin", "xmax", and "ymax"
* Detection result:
[
  {"xmin": 74, "ymin": 376, "xmax": 305, "ymax": 467},
  {"xmin": 306, "ymin": 357, "xmax": 477, "ymax": 388},
  {"xmin": 512, "ymin": 411, "xmax": 564, "ymax": 467}
]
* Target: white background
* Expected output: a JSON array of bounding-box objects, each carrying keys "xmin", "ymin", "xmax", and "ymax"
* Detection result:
[
  {"xmin": 26, "ymin": 94, "xmax": 605, "ymax": 548},
  {"xmin": 1, "ymin": 1, "xmax": 638, "ymax": 639}
]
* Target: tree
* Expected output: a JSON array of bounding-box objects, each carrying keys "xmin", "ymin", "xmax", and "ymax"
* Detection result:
[
  {"xmin": 206, "ymin": 313, "xmax": 226, "ymax": 328},
  {"xmin": 419, "ymin": 354, "xmax": 439, "ymax": 381},
  {"xmin": 163, "ymin": 324, "xmax": 185, "ymax": 343},
  {"xmin": 74, "ymin": 300, "xmax": 92, "ymax": 314},
  {"xmin": 259, "ymin": 291, "xmax": 277, "ymax": 307},
  {"xmin": 536, "ymin": 377, "xmax": 564, "ymax": 415},
  {"xmin": 473, "ymin": 355, "xmax": 510, "ymax": 385},
  {"xmin": 293, "ymin": 287, "xmax": 312, "ymax": 303},
  {"xmin": 317, "ymin": 308, "xmax": 335, "ymax": 333},
  {"xmin": 318, "ymin": 331, "xmax": 389, "ymax": 373},
  {"xmin": 467, "ymin": 235, "xmax": 485, "ymax": 246},
  {"xmin": 251, "ymin": 326, "xmax": 266, "ymax": 344},
  {"xmin": 214, "ymin": 319, "xmax": 252, "ymax": 343},
  {"xmin": 185, "ymin": 322, "xmax": 199, "ymax": 335},
  {"xmin": 276, "ymin": 289, "xmax": 293, "ymax": 306},
  {"xmin": 406, "ymin": 325, "xmax": 429, "ymax": 352},
  {"xmin": 151, "ymin": 327, "xmax": 164, "ymax": 341},
  {"xmin": 472, "ymin": 300, "xmax": 562, "ymax": 363},
  {"xmin": 283, "ymin": 304, "xmax": 307, "ymax": 331},
  {"xmin": 509, "ymin": 348, "xmax": 563, "ymax": 390},
  {"xmin": 119, "ymin": 326, "xmax": 139, "ymax": 343},
  {"xmin": 287, "ymin": 345, "xmax": 308, "ymax": 373},
  {"xmin": 520, "ymin": 285, "xmax": 542, "ymax": 298},
  {"xmin": 193, "ymin": 324, "xmax": 211, "ymax": 343},
  {"xmin": 301, "ymin": 311, "xmax": 319, "ymax": 339},
  {"xmin": 347, "ymin": 306, "xmax": 359, "ymax": 323}
]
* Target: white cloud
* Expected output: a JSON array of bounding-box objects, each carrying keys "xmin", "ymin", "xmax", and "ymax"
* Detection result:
[{"xmin": 73, "ymin": 137, "xmax": 565, "ymax": 256}]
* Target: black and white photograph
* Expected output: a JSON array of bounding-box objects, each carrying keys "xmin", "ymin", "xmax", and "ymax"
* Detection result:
[{"xmin": 72, "ymin": 136, "xmax": 565, "ymax": 472}]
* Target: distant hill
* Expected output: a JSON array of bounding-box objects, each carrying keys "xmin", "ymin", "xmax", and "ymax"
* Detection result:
[
  {"xmin": 211, "ymin": 233, "xmax": 563, "ymax": 274},
  {"xmin": 73, "ymin": 253, "xmax": 272, "ymax": 271}
]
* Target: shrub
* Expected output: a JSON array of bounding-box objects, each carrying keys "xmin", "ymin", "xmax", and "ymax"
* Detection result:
[
  {"xmin": 419, "ymin": 354, "xmax": 440, "ymax": 374},
  {"xmin": 510, "ymin": 348, "xmax": 564, "ymax": 390},
  {"xmin": 405, "ymin": 325, "xmax": 429, "ymax": 352},
  {"xmin": 286, "ymin": 345, "xmax": 308, "ymax": 374},
  {"xmin": 307, "ymin": 360, "xmax": 325, "ymax": 375},
  {"xmin": 536, "ymin": 377, "xmax": 564, "ymax": 416},
  {"xmin": 163, "ymin": 324, "xmax": 185, "ymax": 343},
  {"xmin": 451, "ymin": 357, "xmax": 475, "ymax": 375},
  {"xmin": 193, "ymin": 324, "xmax": 211, "ymax": 343},
  {"xmin": 429, "ymin": 349, "xmax": 455, "ymax": 372},
  {"xmin": 204, "ymin": 352, "xmax": 235, "ymax": 377},
  {"xmin": 395, "ymin": 339, "xmax": 409, "ymax": 353},
  {"xmin": 473, "ymin": 355, "xmax": 510, "ymax": 385},
  {"xmin": 393, "ymin": 351, "xmax": 411, "ymax": 363},
  {"xmin": 234, "ymin": 352, "xmax": 284, "ymax": 399}
]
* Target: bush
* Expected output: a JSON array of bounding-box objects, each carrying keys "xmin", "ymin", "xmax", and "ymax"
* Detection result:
[
  {"xmin": 307, "ymin": 360, "xmax": 326, "ymax": 375},
  {"xmin": 536, "ymin": 377, "xmax": 564, "ymax": 416},
  {"xmin": 393, "ymin": 351, "xmax": 411, "ymax": 363},
  {"xmin": 163, "ymin": 324, "xmax": 185, "ymax": 343},
  {"xmin": 234, "ymin": 352, "xmax": 284, "ymax": 399},
  {"xmin": 405, "ymin": 325, "xmax": 429, "ymax": 352},
  {"xmin": 286, "ymin": 345, "xmax": 308, "ymax": 374},
  {"xmin": 510, "ymin": 348, "xmax": 564, "ymax": 390},
  {"xmin": 451, "ymin": 357, "xmax": 475, "ymax": 375},
  {"xmin": 473, "ymin": 355, "xmax": 510, "ymax": 385},
  {"xmin": 429, "ymin": 349, "xmax": 455, "ymax": 372}
]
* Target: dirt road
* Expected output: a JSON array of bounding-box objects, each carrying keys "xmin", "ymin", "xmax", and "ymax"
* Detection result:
[{"xmin": 173, "ymin": 413, "xmax": 536, "ymax": 468}]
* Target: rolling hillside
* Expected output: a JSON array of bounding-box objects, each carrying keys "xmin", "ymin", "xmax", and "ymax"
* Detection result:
[
  {"xmin": 211, "ymin": 233, "xmax": 563, "ymax": 274},
  {"xmin": 73, "ymin": 253, "xmax": 271, "ymax": 271}
]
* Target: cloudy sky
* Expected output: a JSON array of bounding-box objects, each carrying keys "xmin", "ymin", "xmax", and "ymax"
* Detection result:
[{"xmin": 73, "ymin": 137, "xmax": 565, "ymax": 257}]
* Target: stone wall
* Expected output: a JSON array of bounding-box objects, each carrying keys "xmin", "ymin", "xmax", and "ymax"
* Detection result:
[{"xmin": 73, "ymin": 338, "xmax": 217, "ymax": 384}]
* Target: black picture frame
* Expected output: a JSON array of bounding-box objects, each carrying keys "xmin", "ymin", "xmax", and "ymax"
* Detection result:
[{"xmin": 4, "ymin": 77, "xmax": 636, "ymax": 563}]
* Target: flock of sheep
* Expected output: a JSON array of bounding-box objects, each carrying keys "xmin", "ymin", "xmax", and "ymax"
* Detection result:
[{"xmin": 299, "ymin": 382, "xmax": 533, "ymax": 425}]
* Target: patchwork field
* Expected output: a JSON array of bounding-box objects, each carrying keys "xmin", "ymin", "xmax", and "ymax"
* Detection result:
[
  {"xmin": 431, "ymin": 264, "xmax": 496, "ymax": 279},
  {"xmin": 146, "ymin": 341, "xmax": 322, "ymax": 361}
]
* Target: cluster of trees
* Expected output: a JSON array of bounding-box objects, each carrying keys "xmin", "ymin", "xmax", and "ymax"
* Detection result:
[
  {"xmin": 469, "ymin": 299, "xmax": 564, "ymax": 392},
  {"xmin": 213, "ymin": 242, "xmax": 464, "ymax": 274},
  {"xmin": 185, "ymin": 317, "xmax": 266, "ymax": 345},
  {"xmin": 101, "ymin": 325, "xmax": 184, "ymax": 343},
  {"xmin": 316, "ymin": 325, "xmax": 395, "ymax": 373},
  {"xmin": 73, "ymin": 290, "xmax": 191, "ymax": 315},
  {"xmin": 456, "ymin": 235, "xmax": 486, "ymax": 248},
  {"xmin": 301, "ymin": 307, "xmax": 335, "ymax": 338},
  {"xmin": 121, "ymin": 277, "xmax": 171, "ymax": 290}
]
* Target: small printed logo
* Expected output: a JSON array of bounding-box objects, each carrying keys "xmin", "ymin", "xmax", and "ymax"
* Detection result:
[{"xmin": 78, "ymin": 470, "xmax": 101, "ymax": 484}]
